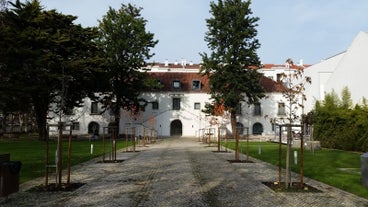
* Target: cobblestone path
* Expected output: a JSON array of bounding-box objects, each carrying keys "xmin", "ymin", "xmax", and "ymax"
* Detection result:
[{"xmin": 1, "ymin": 137, "xmax": 368, "ymax": 206}]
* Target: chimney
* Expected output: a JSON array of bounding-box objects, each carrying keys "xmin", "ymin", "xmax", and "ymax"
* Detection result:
[
  {"xmin": 181, "ymin": 58, "xmax": 186, "ymax": 67},
  {"xmin": 164, "ymin": 59, "xmax": 169, "ymax": 66},
  {"xmin": 298, "ymin": 59, "xmax": 303, "ymax": 66}
]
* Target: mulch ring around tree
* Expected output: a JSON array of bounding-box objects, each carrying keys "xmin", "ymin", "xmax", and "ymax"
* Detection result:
[
  {"xmin": 227, "ymin": 159, "xmax": 254, "ymax": 163},
  {"xmin": 263, "ymin": 182, "xmax": 322, "ymax": 193},
  {"xmin": 28, "ymin": 182, "xmax": 85, "ymax": 192},
  {"xmin": 212, "ymin": 150, "xmax": 232, "ymax": 153},
  {"xmin": 96, "ymin": 159, "xmax": 125, "ymax": 163}
]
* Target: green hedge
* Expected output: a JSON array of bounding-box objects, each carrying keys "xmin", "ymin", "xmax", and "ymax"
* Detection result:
[{"xmin": 314, "ymin": 88, "xmax": 368, "ymax": 152}]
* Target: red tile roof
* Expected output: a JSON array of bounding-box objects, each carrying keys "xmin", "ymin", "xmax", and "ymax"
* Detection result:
[
  {"xmin": 260, "ymin": 76, "xmax": 285, "ymax": 92},
  {"xmin": 261, "ymin": 64, "xmax": 310, "ymax": 70},
  {"xmin": 148, "ymin": 72, "xmax": 210, "ymax": 92},
  {"xmin": 147, "ymin": 72, "xmax": 284, "ymax": 93}
]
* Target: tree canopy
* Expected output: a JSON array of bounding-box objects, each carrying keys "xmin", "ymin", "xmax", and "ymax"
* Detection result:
[
  {"xmin": 200, "ymin": 0, "xmax": 265, "ymax": 160},
  {"xmin": 97, "ymin": 3, "xmax": 158, "ymax": 130},
  {"xmin": 0, "ymin": 0, "xmax": 101, "ymax": 139},
  {"xmin": 201, "ymin": 0, "xmax": 264, "ymax": 112}
]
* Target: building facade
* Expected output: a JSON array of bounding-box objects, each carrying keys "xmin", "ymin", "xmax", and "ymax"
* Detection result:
[{"xmin": 48, "ymin": 62, "xmax": 305, "ymax": 139}]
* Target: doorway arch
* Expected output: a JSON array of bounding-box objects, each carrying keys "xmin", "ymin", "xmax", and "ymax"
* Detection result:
[
  {"xmin": 236, "ymin": 122, "xmax": 244, "ymax": 135},
  {"xmin": 170, "ymin": 119, "xmax": 182, "ymax": 136},
  {"xmin": 88, "ymin": 121, "xmax": 100, "ymax": 135},
  {"xmin": 252, "ymin": 122, "xmax": 263, "ymax": 135}
]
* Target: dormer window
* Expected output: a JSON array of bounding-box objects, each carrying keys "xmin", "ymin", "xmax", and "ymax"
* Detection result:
[
  {"xmin": 192, "ymin": 80, "xmax": 201, "ymax": 90},
  {"xmin": 173, "ymin": 80, "xmax": 181, "ymax": 89}
]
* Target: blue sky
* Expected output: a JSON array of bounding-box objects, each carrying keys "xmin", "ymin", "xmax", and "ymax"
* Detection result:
[{"xmin": 39, "ymin": 0, "xmax": 368, "ymax": 64}]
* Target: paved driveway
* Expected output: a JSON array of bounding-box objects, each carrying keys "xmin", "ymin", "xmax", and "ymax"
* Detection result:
[{"xmin": 1, "ymin": 137, "xmax": 368, "ymax": 206}]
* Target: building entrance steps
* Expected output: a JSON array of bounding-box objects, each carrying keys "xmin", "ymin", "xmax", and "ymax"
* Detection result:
[{"xmin": 1, "ymin": 137, "xmax": 368, "ymax": 206}]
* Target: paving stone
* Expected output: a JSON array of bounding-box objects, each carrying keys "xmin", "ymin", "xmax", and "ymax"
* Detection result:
[{"xmin": 1, "ymin": 137, "xmax": 368, "ymax": 206}]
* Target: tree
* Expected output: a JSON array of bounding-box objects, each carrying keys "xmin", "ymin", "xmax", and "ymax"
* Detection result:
[
  {"xmin": 200, "ymin": 0, "xmax": 265, "ymax": 160},
  {"xmin": 341, "ymin": 86, "xmax": 352, "ymax": 109},
  {"xmin": 0, "ymin": 0, "xmax": 101, "ymax": 139},
  {"xmin": 97, "ymin": 3, "xmax": 158, "ymax": 134},
  {"xmin": 277, "ymin": 60, "xmax": 311, "ymax": 188}
]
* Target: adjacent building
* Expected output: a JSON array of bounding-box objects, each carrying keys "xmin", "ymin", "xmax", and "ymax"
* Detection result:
[{"xmin": 304, "ymin": 31, "xmax": 368, "ymax": 112}]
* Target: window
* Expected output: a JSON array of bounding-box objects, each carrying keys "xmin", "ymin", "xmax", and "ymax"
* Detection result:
[
  {"xmin": 254, "ymin": 103, "xmax": 261, "ymax": 116},
  {"xmin": 192, "ymin": 80, "xmax": 201, "ymax": 90},
  {"xmin": 235, "ymin": 103, "xmax": 242, "ymax": 115},
  {"xmin": 72, "ymin": 122, "xmax": 80, "ymax": 130},
  {"xmin": 173, "ymin": 80, "xmax": 181, "ymax": 89},
  {"xmin": 236, "ymin": 122, "xmax": 244, "ymax": 135},
  {"xmin": 278, "ymin": 102, "xmax": 286, "ymax": 115},
  {"xmin": 194, "ymin": 102, "xmax": 201, "ymax": 110},
  {"xmin": 91, "ymin": 102, "xmax": 98, "ymax": 114},
  {"xmin": 172, "ymin": 98, "xmax": 181, "ymax": 110},
  {"xmin": 277, "ymin": 73, "xmax": 283, "ymax": 82},
  {"xmin": 152, "ymin": 101, "xmax": 159, "ymax": 110}
]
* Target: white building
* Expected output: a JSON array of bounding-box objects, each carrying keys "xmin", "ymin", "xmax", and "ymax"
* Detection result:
[
  {"xmin": 48, "ymin": 62, "xmax": 306, "ymax": 139},
  {"xmin": 304, "ymin": 31, "xmax": 368, "ymax": 112}
]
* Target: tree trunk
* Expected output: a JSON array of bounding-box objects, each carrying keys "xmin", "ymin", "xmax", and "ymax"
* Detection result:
[
  {"xmin": 285, "ymin": 124, "xmax": 292, "ymax": 188},
  {"xmin": 230, "ymin": 111, "xmax": 239, "ymax": 161},
  {"xmin": 217, "ymin": 127, "xmax": 221, "ymax": 152},
  {"xmin": 278, "ymin": 125, "xmax": 282, "ymax": 184},
  {"xmin": 33, "ymin": 100, "xmax": 49, "ymax": 141},
  {"xmin": 300, "ymin": 124, "xmax": 304, "ymax": 188},
  {"xmin": 1, "ymin": 112, "xmax": 7, "ymax": 134},
  {"xmin": 114, "ymin": 111, "xmax": 120, "ymax": 138}
]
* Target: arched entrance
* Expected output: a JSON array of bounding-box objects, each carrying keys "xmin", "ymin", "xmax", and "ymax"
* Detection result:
[
  {"xmin": 88, "ymin": 122, "xmax": 100, "ymax": 135},
  {"xmin": 170, "ymin": 119, "xmax": 182, "ymax": 136},
  {"xmin": 252, "ymin": 122, "xmax": 263, "ymax": 135},
  {"xmin": 236, "ymin": 122, "xmax": 244, "ymax": 135}
]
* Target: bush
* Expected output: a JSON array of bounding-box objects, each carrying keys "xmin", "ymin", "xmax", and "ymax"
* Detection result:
[{"xmin": 313, "ymin": 88, "xmax": 368, "ymax": 152}]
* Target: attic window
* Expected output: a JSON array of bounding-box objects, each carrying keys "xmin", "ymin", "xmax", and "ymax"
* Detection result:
[
  {"xmin": 173, "ymin": 80, "xmax": 181, "ymax": 89},
  {"xmin": 192, "ymin": 80, "xmax": 201, "ymax": 90}
]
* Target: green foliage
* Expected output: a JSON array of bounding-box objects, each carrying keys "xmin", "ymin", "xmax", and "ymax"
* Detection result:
[
  {"xmin": 341, "ymin": 86, "xmax": 353, "ymax": 109},
  {"xmin": 314, "ymin": 87, "xmax": 368, "ymax": 151},
  {"xmin": 97, "ymin": 3, "xmax": 158, "ymax": 120},
  {"xmin": 200, "ymin": 0, "xmax": 265, "ymax": 123},
  {"xmin": 0, "ymin": 0, "xmax": 101, "ymax": 139}
]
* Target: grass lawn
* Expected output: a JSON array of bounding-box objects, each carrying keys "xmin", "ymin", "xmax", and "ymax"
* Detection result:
[
  {"xmin": 0, "ymin": 136, "xmax": 130, "ymax": 183},
  {"xmin": 225, "ymin": 141, "xmax": 368, "ymax": 199}
]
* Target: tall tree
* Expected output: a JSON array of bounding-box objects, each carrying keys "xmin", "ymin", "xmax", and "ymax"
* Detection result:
[
  {"xmin": 0, "ymin": 0, "xmax": 101, "ymax": 139},
  {"xmin": 97, "ymin": 3, "xmax": 158, "ymax": 134},
  {"xmin": 200, "ymin": 0, "xmax": 265, "ymax": 160}
]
